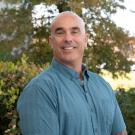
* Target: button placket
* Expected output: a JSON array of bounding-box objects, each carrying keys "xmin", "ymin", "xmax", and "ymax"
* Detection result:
[{"xmin": 84, "ymin": 80, "xmax": 99, "ymax": 135}]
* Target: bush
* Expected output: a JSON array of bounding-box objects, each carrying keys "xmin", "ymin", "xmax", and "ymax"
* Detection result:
[
  {"xmin": 116, "ymin": 88, "xmax": 135, "ymax": 135},
  {"xmin": 0, "ymin": 55, "xmax": 48, "ymax": 135}
]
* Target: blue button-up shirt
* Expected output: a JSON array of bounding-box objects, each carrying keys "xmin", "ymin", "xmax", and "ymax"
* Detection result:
[{"xmin": 17, "ymin": 59, "xmax": 126, "ymax": 135}]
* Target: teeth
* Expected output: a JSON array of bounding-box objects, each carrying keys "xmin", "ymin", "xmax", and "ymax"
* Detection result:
[{"xmin": 63, "ymin": 47, "xmax": 74, "ymax": 50}]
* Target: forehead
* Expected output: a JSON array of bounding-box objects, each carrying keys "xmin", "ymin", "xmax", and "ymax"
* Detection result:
[{"xmin": 51, "ymin": 14, "xmax": 84, "ymax": 32}]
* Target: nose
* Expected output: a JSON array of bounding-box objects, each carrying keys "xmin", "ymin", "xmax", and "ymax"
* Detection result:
[{"xmin": 64, "ymin": 32, "xmax": 73, "ymax": 43}]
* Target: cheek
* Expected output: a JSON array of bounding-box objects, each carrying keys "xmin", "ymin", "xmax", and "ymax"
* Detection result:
[
  {"xmin": 77, "ymin": 38, "xmax": 87, "ymax": 48},
  {"xmin": 53, "ymin": 39, "xmax": 63, "ymax": 47},
  {"xmin": 52, "ymin": 43, "xmax": 62, "ymax": 53},
  {"xmin": 51, "ymin": 40, "xmax": 60, "ymax": 49}
]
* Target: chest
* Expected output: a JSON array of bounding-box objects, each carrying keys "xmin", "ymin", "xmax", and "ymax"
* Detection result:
[{"xmin": 55, "ymin": 78, "xmax": 115, "ymax": 135}]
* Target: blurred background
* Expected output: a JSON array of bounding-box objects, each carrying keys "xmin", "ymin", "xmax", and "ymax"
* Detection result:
[{"xmin": 0, "ymin": 0, "xmax": 135, "ymax": 134}]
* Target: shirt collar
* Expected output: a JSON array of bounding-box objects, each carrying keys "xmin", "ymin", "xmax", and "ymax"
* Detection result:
[{"xmin": 51, "ymin": 58, "xmax": 89, "ymax": 80}]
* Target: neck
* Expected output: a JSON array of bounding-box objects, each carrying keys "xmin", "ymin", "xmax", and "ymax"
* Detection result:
[
  {"xmin": 55, "ymin": 58, "xmax": 83, "ymax": 77},
  {"xmin": 65, "ymin": 63, "xmax": 83, "ymax": 80}
]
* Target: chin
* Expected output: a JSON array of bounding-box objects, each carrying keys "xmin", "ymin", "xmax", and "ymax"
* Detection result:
[{"xmin": 58, "ymin": 57, "xmax": 75, "ymax": 64}]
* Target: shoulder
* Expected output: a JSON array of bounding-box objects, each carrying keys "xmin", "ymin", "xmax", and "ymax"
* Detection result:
[
  {"xmin": 87, "ymin": 71, "xmax": 110, "ymax": 86},
  {"xmin": 87, "ymin": 71, "xmax": 116, "ymax": 99},
  {"xmin": 18, "ymin": 67, "xmax": 58, "ymax": 105},
  {"xmin": 17, "ymin": 67, "xmax": 58, "ymax": 118},
  {"xmin": 25, "ymin": 66, "xmax": 58, "ymax": 91}
]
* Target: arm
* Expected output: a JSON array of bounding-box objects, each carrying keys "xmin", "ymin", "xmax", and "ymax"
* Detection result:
[
  {"xmin": 111, "ymin": 101, "xmax": 127, "ymax": 135},
  {"xmin": 115, "ymin": 129, "xmax": 127, "ymax": 135},
  {"xmin": 17, "ymin": 83, "xmax": 59, "ymax": 135}
]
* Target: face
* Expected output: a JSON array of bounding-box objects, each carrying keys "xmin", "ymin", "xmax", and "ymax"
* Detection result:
[{"xmin": 49, "ymin": 13, "xmax": 88, "ymax": 66}]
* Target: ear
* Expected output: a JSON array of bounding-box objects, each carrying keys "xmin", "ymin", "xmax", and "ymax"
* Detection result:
[
  {"xmin": 84, "ymin": 33, "xmax": 89, "ymax": 48},
  {"xmin": 48, "ymin": 36, "xmax": 53, "ymax": 49}
]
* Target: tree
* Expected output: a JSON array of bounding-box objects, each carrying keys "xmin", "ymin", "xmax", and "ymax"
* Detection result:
[
  {"xmin": 0, "ymin": 0, "xmax": 133, "ymax": 76},
  {"xmin": 0, "ymin": 0, "xmax": 33, "ymax": 60}
]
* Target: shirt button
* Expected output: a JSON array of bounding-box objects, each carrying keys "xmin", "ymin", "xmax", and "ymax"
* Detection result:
[
  {"xmin": 91, "ymin": 108, "xmax": 94, "ymax": 112},
  {"xmin": 85, "ymin": 89, "xmax": 87, "ymax": 93},
  {"xmin": 94, "ymin": 128, "xmax": 98, "ymax": 133}
]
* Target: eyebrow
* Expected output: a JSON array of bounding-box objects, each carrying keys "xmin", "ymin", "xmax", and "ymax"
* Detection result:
[
  {"xmin": 55, "ymin": 26, "xmax": 81, "ymax": 33},
  {"xmin": 71, "ymin": 27, "xmax": 80, "ymax": 31},
  {"xmin": 55, "ymin": 27, "xmax": 64, "ymax": 33}
]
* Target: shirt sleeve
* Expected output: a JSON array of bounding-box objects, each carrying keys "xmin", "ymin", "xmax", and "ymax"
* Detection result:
[
  {"xmin": 111, "ymin": 100, "xmax": 126, "ymax": 135},
  {"xmin": 17, "ymin": 82, "xmax": 59, "ymax": 135}
]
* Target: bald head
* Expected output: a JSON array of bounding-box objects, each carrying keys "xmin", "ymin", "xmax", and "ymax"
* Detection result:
[
  {"xmin": 50, "ymin": 11, "xmax": 86, "ymax": 34},
  {"xmin": 49, "ymin": 11, "xmax": 88, "ymax": 69}
]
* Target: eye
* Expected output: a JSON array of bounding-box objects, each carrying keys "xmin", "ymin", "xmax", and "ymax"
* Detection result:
[
  {"xmin": 71, "ymin": 28, "xmax": 81, "ymax": 35},
  {"xmin": 72, "ymin": 30, "xmax": 78, "ymax": 34},
  {"xmin": 55, "ymin": 28, "xmax": 65, "ymax": 36},
  {"xmin": 56, "ymin": 30, "xmax": 64, "ymax": 35}
]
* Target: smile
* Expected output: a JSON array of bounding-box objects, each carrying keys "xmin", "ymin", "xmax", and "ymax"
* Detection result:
[
  {"xmin": 61, "ymin": 45, "xmax": 76, "ymax": 50},
  {"xmin": 63, "ymin": 47, "xmax": 75, "ymax": 50}
]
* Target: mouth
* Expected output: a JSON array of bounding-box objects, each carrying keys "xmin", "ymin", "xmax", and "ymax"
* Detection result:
[
  {"xmin": 62, "ymin": 46, "xmax": 76, "ymax": 50},
  {"xmin": 61, "ymin": 45, "xmax": 77, "ymax": 50}
]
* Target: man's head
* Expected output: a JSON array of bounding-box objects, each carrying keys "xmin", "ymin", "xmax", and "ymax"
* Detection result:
[{"xmin": 49, "ymin": 11, "xmax": 88, "ymax": 66}]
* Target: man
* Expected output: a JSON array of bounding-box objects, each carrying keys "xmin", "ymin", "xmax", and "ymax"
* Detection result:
[{"xmin": 17, "ymin": 11, "xmax": 127, "ymax": 135}]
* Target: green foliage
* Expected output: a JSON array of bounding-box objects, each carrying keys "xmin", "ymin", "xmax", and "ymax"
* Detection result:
[
  {"xmin": 116, "ymin": 88, "xmax": 135, "ymax": 135},
  {"xmin": 0, "ymin": 55, "xmax": 48, "ymax": 135},
  {"xmin": 24, "ymin": 25, "xmax": 53, "ymax": 64},
  {"xmin": 0, "ymin": 52, "xmax": 12, "ymax": 61},
  {"xmin": 26, "ymin": 42, "xmax": 53, "ymax": 64},
  {"xmin": 0, "ymin": 0, "xmax": 133, "ymax": 76}
]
